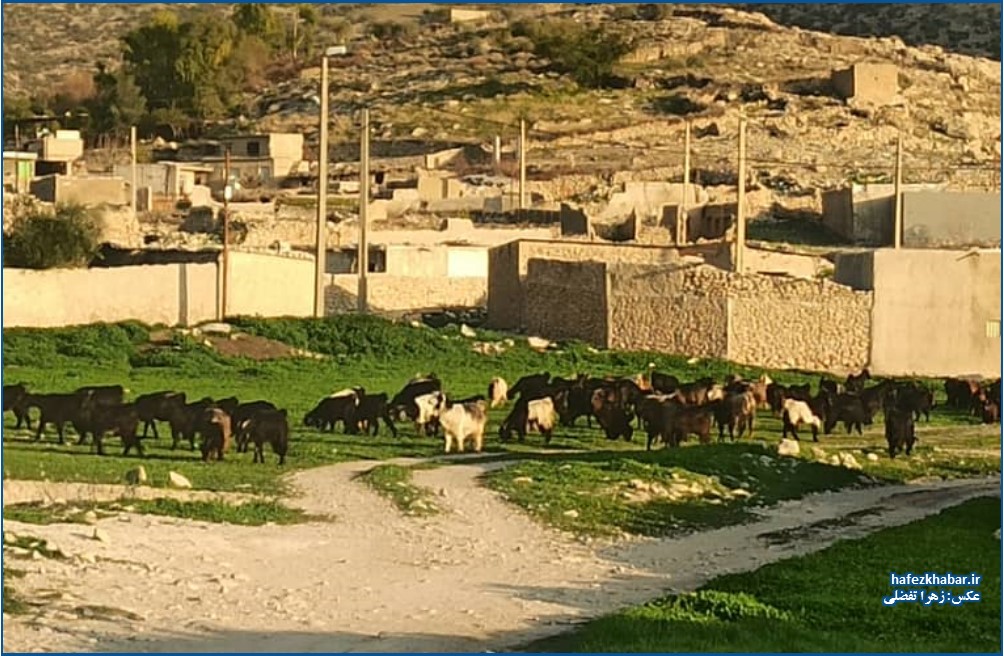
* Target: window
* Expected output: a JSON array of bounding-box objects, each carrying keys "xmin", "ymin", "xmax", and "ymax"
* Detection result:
[{"xmin": 247, "ymin": 141, "xmax": 261, "ymax": 157}]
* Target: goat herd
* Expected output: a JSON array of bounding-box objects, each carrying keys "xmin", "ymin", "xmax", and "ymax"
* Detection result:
[{"xmin": 2, "ymin": 369, "xmax": 1000, "ymax": 465}]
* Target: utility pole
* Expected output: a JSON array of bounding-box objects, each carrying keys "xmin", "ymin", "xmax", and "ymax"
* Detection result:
[
  {"xmin": 518, "ymin": 118, "xmax": 527, "ymax": 212},
  {"xmin": 679, "ymin": 120, "xmax": 692, "ymax": 245},
  {"xmin": 357, "ymin": 108, "xmax": 370, "ymax": 314},
  {"xmin": 735, "ymin": 117, "xmax": 748, "ymax": 275},
  {"xmin": 221, "ymin": 146, "xmax": 231, "ymax": 321},
  {"xmin": 314, "ymin": 54, "xmax": 330, "ymax": 318},
  {"xmin": 493, "ymin": 134, "xmax": 501, "ymax": 169},
  {"xmin": 130, "ymin": 125, "xmax": 137, "ymax": 218},
  {"xmin": 893, "ymin": 134, "xmax": 903, "ymax": 250}
]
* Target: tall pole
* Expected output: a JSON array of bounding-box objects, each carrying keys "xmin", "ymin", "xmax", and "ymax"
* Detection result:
[
  {"xmin": 518, "ymin": 118, "xmax": 527, "ymax": 212},
  {"xmin": 893, "ymin": 134, "xmax": 903, "ymax": 250},
  {"xmin": 679, "ymin": 120, "xmax": 691, "ymax": 245},
  {"xmin": 358, "ymin": 108, "xmax": 370, "ymax": 314},
  {"xmin": 735, "ymin": 117, "xmax": 747, "ymax": 275},
  {"xmin": 130, "ymin": 125, "xmax": 137, "ymax": 217},
  {"xmin": 314, "ymin": 54, "xmax": 330, "ymax": 318},
  {"xmin": 493, "ymin": 134, "xmax": 501, "ymax": 168},
  {"xmin": 222, "ymin": 146, "xmax": 231, "ymax": 320}
]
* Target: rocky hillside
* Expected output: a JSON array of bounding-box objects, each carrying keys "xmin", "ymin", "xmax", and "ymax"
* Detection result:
[{"xmin": 3, "ymin": 3, "xmax": 1001, "ymax": 223}]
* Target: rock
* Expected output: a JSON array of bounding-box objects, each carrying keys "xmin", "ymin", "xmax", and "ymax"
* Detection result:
[
  {"xmin": 810, "ymin": 447, "xmax": 827, "ymax": 460},
  {"xmin": 198, "ymin": 322, "xmax": 233, "ymax": 336},
  {"xmin": 838, "ymin": 452, "xmax": 862, "ymax": 470},
  {"xmin": 168, "ymin": 471, "xmax": 192, "ymax": 489},
  {"xmin": 459, "ymin": 324, "xmax": 477, "ymax": 338},
  {"xmin": 866, "ymin": 453, "xmax": 879, "ymax": 462},
  {"xmin": 776, "ymin": 439, "xmax": 800, "ymax": 457},
  {"xmin": 125, "ymin": 465, "xmax": 148, "ymax": 485},
  {"xmin": 828, "ymin": 455, "xmax": 841, "ymax": 466},
  {"xmin": 82, "ymin": 511, "xmax": 99, "ymax": 525},
  {"xmin": 562, "ymin": 509, "xmax": 580, "ymax": 519},
  {"xmin": 411, "ymin": 127, "xmax": 429, "ymax": 138},
  {"xmin": 527, "ymin": 336, "xmax": 552, "ymax": 350},
  {"xmin": 994, "ymin": 528, "xmax": 1001, "ymax": 540},
  {"xmin": 92, "ymin": 528, "xmax": 110, "ymax": 543},
  {"xmin": 512, "ymin": 476, "xmax": 533, "ymax": 484}
]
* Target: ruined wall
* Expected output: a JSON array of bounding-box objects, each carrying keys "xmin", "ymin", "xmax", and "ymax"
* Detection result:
[
  {"xmin": 606, "ymin": 264, "xmax": 729, "ymax": 358},
  {"xmin": 524, "ymin": 259, "xmax": 608, "ymax": 346},
  {"xmin": 326, "ymin": 275, "xmax": 486, "ymax": 316}
]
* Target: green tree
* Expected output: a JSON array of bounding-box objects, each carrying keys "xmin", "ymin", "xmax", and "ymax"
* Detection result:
[
  {"xmin": 3, "ymin": 203, "xmax": 102, "ymax": 270},
  {"xmin": 122, "ymin": 10, "xmax": 186, "ymax": 111},
  {"xmin": 88, "ymin": 64, "xmax": 147, "ymax": 138},
  {"xmin": 176, "ymin": 16, "xmax": 240, "ymax": 119},
  {"xmin": 287, "ymin": 4, "xmax": 319, "ymax": 62},
  {"xmin": 232, "ymin": 3, "xmax": 283, "ymax": 49}
]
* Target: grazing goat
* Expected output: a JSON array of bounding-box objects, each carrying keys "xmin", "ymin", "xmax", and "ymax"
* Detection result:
[
  {"xmin": 781, "ymin": 398, "xmax": 822, "ymax": 442},
  {"xmin": 499, "ymin": 396, "xmax": 557, "ymax": 444},
  {"xmin": 233, "ymin": 401, "xmax": 279, "ymax": 451},
  {"xmin": 591, "ymin": 387, "xmax": 634, "ymax": 442},
  {"xmin": 506, "ymin": 372, "xmax": 551, "ymax": 401},
  {"xmin": 88, "ymin": 403, "xmax": 144, "ymax": 457},
  {"xmin": 845, "ymin": 368, "xmax": 871, "ymax": 394},
  {"xmin": 200, "ymin": 407, "xmax": 232, "ymax": 462},
  {"xmin": 412, "ymin": 391, "xmax": 447, "ymax": 437},
  {"xmin": 244, "ymin": 408, "xmax": 290, "ymax": 465},
  {"xmin": 3, "ymin": 383, "xmax": 32, "ymax": 430},
  {"xmin": 883, "ymin": 388, "xmax": 916, "ymax": 459},
  {"xmin": 487, "ymin": 377, "xmax": 509, "ymax": 409},
  {"xmin": 714, "ymin": 391, "xmax": 757, "ymax": 442},
  {"xmin": 304, "ymin": 391, "xmax": 360, "ymax": 433},
  {"xmin": 440, "ymin": 399, "xmax": 488, "ymax": 454},
  {"xmin": 134, "ymin": 391, "xmax": 186, "ymax": 439}
]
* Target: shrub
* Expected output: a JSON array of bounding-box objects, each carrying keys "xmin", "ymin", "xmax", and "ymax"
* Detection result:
[
  {"xmin": 514, "ymin": 20, "xmax": 633, "ymax": 89},
  {"xmin": 3, "ymin": 203, "xmax": 102, "ymax": 270}
]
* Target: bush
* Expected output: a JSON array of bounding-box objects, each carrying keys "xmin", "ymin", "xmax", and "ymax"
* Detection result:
[
  {"xmin": 3, "ymin": 203, "xmax": 102, "ymax": 269},
  {"xmin": 514, "ymin": 20, "xmax": 633, "ymax": 89},
  {"xmin": 3, "ymin": 322, "xmax": 150, "ymax": 367}
]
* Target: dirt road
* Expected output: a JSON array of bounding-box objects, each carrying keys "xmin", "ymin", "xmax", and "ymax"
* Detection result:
[{"xmin": 3, "ymin": 459, "xmax": 999, "ymax": 653}]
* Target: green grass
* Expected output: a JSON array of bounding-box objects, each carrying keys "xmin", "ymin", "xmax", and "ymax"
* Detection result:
[
  {"xmin": 3, "ymin": 318, "xmax": 996, "ymax": 505},
  {"xmin": 357, "ymin": 464, "xmax": 440, "ymax": 517},
  {"xmin": 3, "ymin": 499, "xmax": 315, "ymax": 527},
  {"xmin": 483, "ymin": 422, "xmax": 999, "ymax": 538},
  {"xmin": 483, "ymin": 444, "xmax": 870, "ymax": 537},
  {"xmin": 526, "ymin": 496, "xmax": 1002, "ymax": 652},
  {"xmin": 4, "ymin": 534, "xmax": 67, "ymax": 560}
]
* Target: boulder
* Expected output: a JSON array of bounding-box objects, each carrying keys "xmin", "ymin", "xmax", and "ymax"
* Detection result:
[
  {"xmin": 168, "ymin": 471, "xmax": 193, "ymax": 489},
  {"xmin": 777, "ymin": 438, "xmax": 800, "ymax": 457}
]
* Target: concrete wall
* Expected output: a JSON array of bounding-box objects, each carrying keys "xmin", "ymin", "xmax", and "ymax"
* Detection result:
[
  {"xmin": 863, "ymin": 249, "xmax": 1001, "ymax": 377},
  {"xmin": 902, "ymin": 191, "xmax": 1001, "ymax": 248},
  {"xmin": 30, "ymin": 175, "xmax": 130, "ymax": 207},
  {"xmin": 486, "ymin": 238, "xmax": 732, "ymax": 332},
  {"xmin": 2, "ymin": 251, "xmax": 322, "ymax": 328},
  {"xmin": 821, "ymin": 183, "xmax": 948, "ymax": 245},
  {"xmin": 607, "ymin": 264, "xmax": 729, "ymax": 358},
  {"xmin": 326, "ymin": 275, "xmax": 486, "ymax": 315},
  {"xmin": 525, "ymin": 259, "xmax": 608, "ymax": 345},
  {"xmin": 2, "ymin": 263, "xmax": 218, "ymax": 328},
  {"xmin": 831, "ymin": 63, "xmax": 899, "ymax": 104},
  {"xmin": 227, "ymin": 251, "xmax": 314, "ymax": 317}
]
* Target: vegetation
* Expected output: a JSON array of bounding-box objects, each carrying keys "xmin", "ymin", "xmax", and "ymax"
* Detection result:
[
  {"xmin": 2, "ymin": 317, "xmax": 997, "ymax": 527},
  {"xmin": 526, "ymin": 496, "xmax": 1002, "ymax": 652},
  {"xmin": 5, "ymin": 3, "xmax": 319, "ymax": 139},
  {"xmin": 3, "ymin": 203, "xmax": 102, "ymax": 270},
  {"xmin": 357, "ymin": 464, "xmax": 440, "ymax": 517},
  {"xmin": 3, "ymin": 499, "xmax": 313, "ymax": 526},
  {"xmin": 513, "ymin": 20, "xmax": 634, "ymax": 89}
]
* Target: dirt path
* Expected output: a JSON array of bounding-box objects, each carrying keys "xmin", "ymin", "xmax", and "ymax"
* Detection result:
[{"xmin": 2, "ymin": 459, "xmax": 999, "ymax": 654}]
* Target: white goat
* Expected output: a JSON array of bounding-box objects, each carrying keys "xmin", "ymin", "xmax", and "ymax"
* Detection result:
[
  {"xmin": 781, "ymin": 398, "xmax": 822, "ymax": 442},
  {"xmin": 412, "ymin": 391, "xmax": 446, "ymax": 436},
  {"xmin": 439, "ymin": 400, "xmax": 488, "ymax": 454}
]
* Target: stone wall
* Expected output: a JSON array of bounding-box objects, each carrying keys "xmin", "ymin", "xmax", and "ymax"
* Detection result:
[
  {"xmin": 726, "ymin": 272, "xmax": 873, "ymax": 373},
  {"xmin": 524, "ymin": 259, "xmax": 607, "ymax": 345},
  {"xmin": 607, "ymin": 264, "xmax": 729, "ymax": 358},
  {"xmin": 486, "ymin": 238, "xmax": 732, "ymax": 331}
]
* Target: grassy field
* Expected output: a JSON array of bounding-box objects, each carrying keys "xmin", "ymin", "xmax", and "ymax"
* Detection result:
[
  {"xmin": 525, "ymin": 496, "xmax": 1002, "ymax": 652},
  {"xmin": 2, "ymin": 318, "xmax": 998, "ymax": 532}
]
